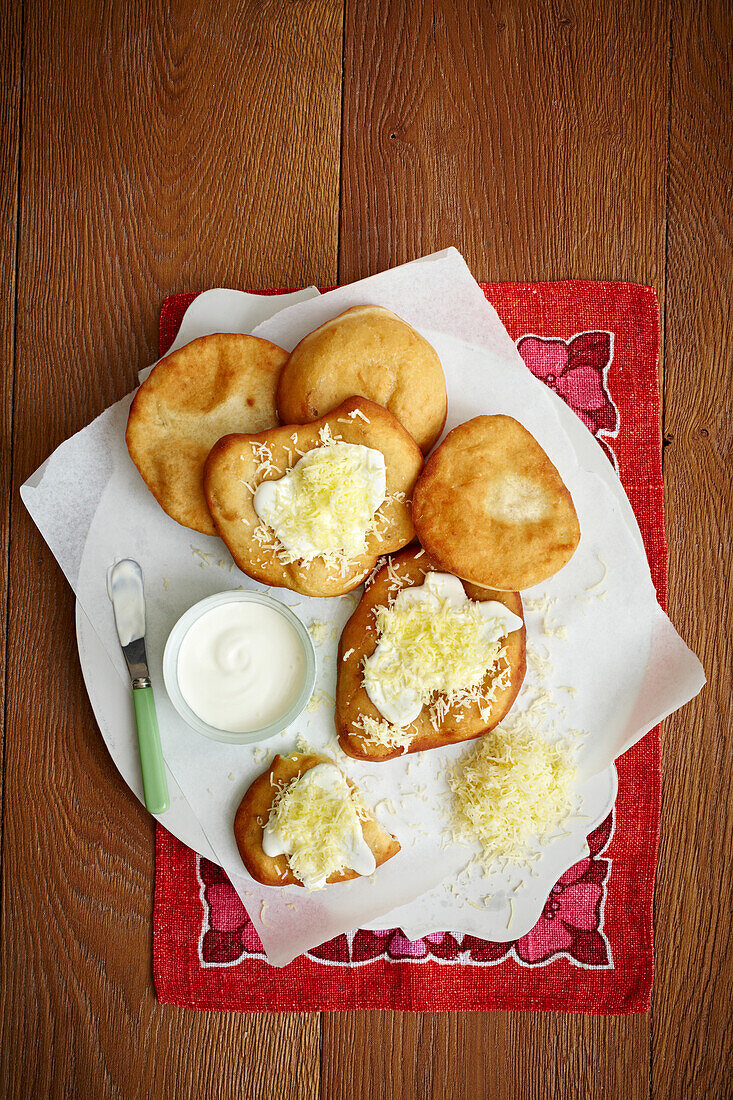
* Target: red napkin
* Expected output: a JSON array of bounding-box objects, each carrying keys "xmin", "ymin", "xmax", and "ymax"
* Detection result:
[{"xmin": 153, "ymin": 282, "xmax": 663, "ymax": 1013}]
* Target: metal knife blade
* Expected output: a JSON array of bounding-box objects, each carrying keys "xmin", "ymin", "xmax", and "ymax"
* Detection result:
[{"xmin": 107, "ymin": 558, "xmax": 150, "ymax": 685}]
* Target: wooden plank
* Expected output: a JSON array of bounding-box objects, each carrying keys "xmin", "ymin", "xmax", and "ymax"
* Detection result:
[
  {"xmin": 652, "ymin": 1, "xmax": 733, "ymax": 1097},
  {"xmin": 331, "ymin": 1, "xmax": 670, "ymax": 1095},
  {"xmin": 0, "ymin": 0, "xmax": 22, "ymax": 858},
  {"xmin": 323, "ymin": 1012, "xmax": 650, "ymax": 1100},
  {"xmin": 0, "ymin": 0, "xmax": 342, "ymax": 1096},
  {"xmin": 339, "ymin": 0, "xmax": 669, "ymax": 293}
]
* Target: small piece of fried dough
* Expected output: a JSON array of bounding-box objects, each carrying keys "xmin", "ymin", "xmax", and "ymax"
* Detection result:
[
  {"xmin": 234, "ymin": 752, "xmax": 400, "ymax": 887},
  {"xmin": 412, "ymin": 415, "xmax": 581, "ymax": 590},
  {"xmin": 336, "ymin": 549, "xmax": 526, "ymax": 761},
  {"xmin": 276, "ymin": 305, "xmax": 447, "ymax": 454},
  {"xmin": 204, "ymin": 396, "xmax": 423, "ymax": 597},
  {"xmin": 125, "ymin": 333, "xmax": 288, "ymax": 535}
]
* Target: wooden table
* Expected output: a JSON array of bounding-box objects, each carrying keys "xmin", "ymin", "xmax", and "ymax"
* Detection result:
[{"xmin": 1, "ymin": 1, "xmax": 730, "ymax": 1097}]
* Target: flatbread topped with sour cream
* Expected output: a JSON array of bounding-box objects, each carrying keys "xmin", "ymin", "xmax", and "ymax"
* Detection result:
[
  {"xmin": 276, "ymin": 305, "xmax": 447, "ymax": 454},
  {"xmin": 412, "ymin": 414, "xmax": 580, "ymax": 591},
  {"xmin": 204, "ymin": 397, "xmax": 423, "ymax": 597},
  {"xmin": 336, "ymin": 548, "xmax": 526, "ymax": 761},
  {"xmin": 234, "ymin": 751, "xmax": 401, "ymax": 888},
  {"xmin": 126, "ymin": 333, "xmax": 288, "ymax": 535}
]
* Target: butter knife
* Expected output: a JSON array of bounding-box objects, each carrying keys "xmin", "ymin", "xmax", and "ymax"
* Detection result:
[{"xmin": 107, "ymin": 559, "xmax": 170, "ymax": 814}]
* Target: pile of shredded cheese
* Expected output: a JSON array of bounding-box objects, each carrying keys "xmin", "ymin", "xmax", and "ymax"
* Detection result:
[
  {"xmin": 448, "ymin": 726, "xmax": 576, "ymax": 866},
  {"xmin": 267, "ymin": 770, "xmax": 369, "ymax": 888}
]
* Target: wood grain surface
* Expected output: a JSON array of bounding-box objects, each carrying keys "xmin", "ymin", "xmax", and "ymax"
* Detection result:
[
  {"xmin": 653, "ymin": 1, "xmax": 733, "ymax": 1098},
  {"xmin": 1, "ymin": 1, "xmax": 730, "ymax": 1098}
]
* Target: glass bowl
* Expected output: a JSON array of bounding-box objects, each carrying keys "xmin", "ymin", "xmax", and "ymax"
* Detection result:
[{"xmin": 162, "ymin": 590, "xmax": 317, "ymax": 745}]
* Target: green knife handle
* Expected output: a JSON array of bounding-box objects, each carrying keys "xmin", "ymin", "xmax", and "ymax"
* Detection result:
[{"xmin": 132, "ymin": 682, "xmax": 170, "ymax": 815}]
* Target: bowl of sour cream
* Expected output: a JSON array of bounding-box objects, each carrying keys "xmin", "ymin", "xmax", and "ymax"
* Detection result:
[{"xmin": 163, "ymin": 591, "xmax": 317, "ymax": 744}]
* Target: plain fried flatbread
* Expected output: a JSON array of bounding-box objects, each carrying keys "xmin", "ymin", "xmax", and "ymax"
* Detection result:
[
  {"xmin": 336, "ymin": 548, "xmax": 526, "ymax": 761},
  {"xmin": 412, "ymin": 415, "xmax": 581, "ymax": 590},
  {"xmin": 276, "ymin": 305, "xmax": 447, "ymax": 454},
  {"xmin": 125, "ymin": 333, "xmax": 288, "ymax": 535},
  {"xmin": 204, "ymin": 396, "xmax": 423, "ymax": 597},
  {"xmin": 234, "ymin": 752, "xmax": 401, "ymax": 887}
]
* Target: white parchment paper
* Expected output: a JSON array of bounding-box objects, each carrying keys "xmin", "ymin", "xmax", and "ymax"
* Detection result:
[{"xmin": 21, "ymin": 251, "xmax": 705, "ymax": 963}]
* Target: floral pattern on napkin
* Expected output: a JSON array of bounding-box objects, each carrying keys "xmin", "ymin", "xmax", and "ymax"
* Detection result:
[
  {"xmin": 516, "ymin": 332, "xmax": 619, "ymax": 467},
  {"xmin": 196, "ymin": 814, "xmax": 613, "ymax": 970}
]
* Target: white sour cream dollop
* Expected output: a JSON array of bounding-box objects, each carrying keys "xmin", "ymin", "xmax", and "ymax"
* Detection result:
[
  {"xmin": 262, "ymin": 763, "xmax": 376, "ymax": 890},
  {"xmin": 176, "ymin": 602, "xmax": 306, "ymax": 732},
  {"xmin": 363, "ymin": 572, "xmax": 524, "ymax": 727},
  {"xmin": 253, "ymin": 441, "xmax": 386, "ymax": 561}
]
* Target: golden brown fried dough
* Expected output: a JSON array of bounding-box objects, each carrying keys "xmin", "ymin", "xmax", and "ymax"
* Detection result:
[
  {"xmin": 336, "ymin": 549, "xmax": 526, "ymax": 761},
  {"xmin": 125, "ymin": 333, "xmax": 288, "ymax": 535},
  {"xmin": 234, "ymin": 752, "xmax": 401, "ymax": 887},
  {"xmin": 276, "ymin": 305, "xmax": 447, "ymax": 454},
  {"xmin": 204, "ymin": 397, "xmax": 423, "ymax": 597},
  {"xmin": 412, "ymin": 415, "xmax": 580, "ymax": 590}
]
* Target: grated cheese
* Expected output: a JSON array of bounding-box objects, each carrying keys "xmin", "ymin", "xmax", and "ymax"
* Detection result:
[
  {"xmin": 362, "ymin": 574, "xmax": 517, "ymax": 729},
  {"xmin": 448, "ymin": 726, "xmax": 576, "ymax": 867},
  {"xmin": 252, "ymin": 439, "xmax": 386, "ymax": 576},
  {"xmin": 308, "ymin": 620, "xmax": 334, "ymax": 645},
  {"xmin": 353, "ymin": 713, "xmax": 414, "ymax": 754},
  {"xmin": 265, "ymin": 766, "xmax": 371, "ymax": 889}
]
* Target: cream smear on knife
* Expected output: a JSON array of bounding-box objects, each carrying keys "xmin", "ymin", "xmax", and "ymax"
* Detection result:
[
  {"xmin": 107, "ymin": 559, "xmax": 145, "ymax": 645},
  {"xmin": 176, "ymin": 602, "xmax": 306, "ymax": 733}
]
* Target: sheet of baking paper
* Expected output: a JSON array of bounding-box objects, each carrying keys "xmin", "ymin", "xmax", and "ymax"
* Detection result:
[
  {"xmin": 21, "ymin": 250, "xmax": 705, "ymax": 961},
  {"xmin": 137, "ymin": 286, "xmax": 321, "ymax": 382}
]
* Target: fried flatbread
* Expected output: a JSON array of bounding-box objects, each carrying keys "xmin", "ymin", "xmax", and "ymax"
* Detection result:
[
  {"xmin": 234, "ymin": 751, "xmax": 401, "ymax": 887},
  {"xmin": 204, "ymin": 397, "xmax": 423, "ymax": 597},
  {"xmin": 276, "ymin": 305, "xmax": 447, "ymax": 454},
  {"xmin": 412, "ymin": 415, "xmax": 581, "ymax": 590},
  {"xmin": 125, "ymin": 333, "xmax": 288, "ymax": 535},
  {"xmin": 336, "ymin": 548, "xmax": 526, "ymax": 761}
]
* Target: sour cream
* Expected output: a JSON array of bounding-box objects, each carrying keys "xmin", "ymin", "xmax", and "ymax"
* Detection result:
[
  {"xmin": 262, "ymin": 763, "xmax": 376, "ymax": 890},
  {"xmin": 253, "ymin": 441, "xmax": 386, "ymax": 561},
  {"xmin": 363, "ymin": 572, "xmax": 524, "ymax": 727},
  {"xmin": 176, "ymin": 601, "xmax": 307, "ymax": 733}
]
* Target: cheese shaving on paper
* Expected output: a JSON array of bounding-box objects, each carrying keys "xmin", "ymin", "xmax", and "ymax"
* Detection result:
[{"xmin": 447, "ymin": 726, "xmax": 576, "ymax": 867}]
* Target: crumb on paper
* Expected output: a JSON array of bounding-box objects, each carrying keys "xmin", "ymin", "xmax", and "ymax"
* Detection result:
[
  {"xmin": 163, "ymin": 577, "xmax": 169, "ymax": 590},
  {"xmin": 228, "ymin": 772, "xmax": 235, "ymax": 781},
  {"xmin": 190, "ymin": 545, "xmax": 214, "ymax": 568},
  {"xmin": 308, "ymin": 620, "xmax": 333, "ymax": 645},
  {"xmin": 585, "ymin": 552, "xmax": 609, "ymax": 594}
]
